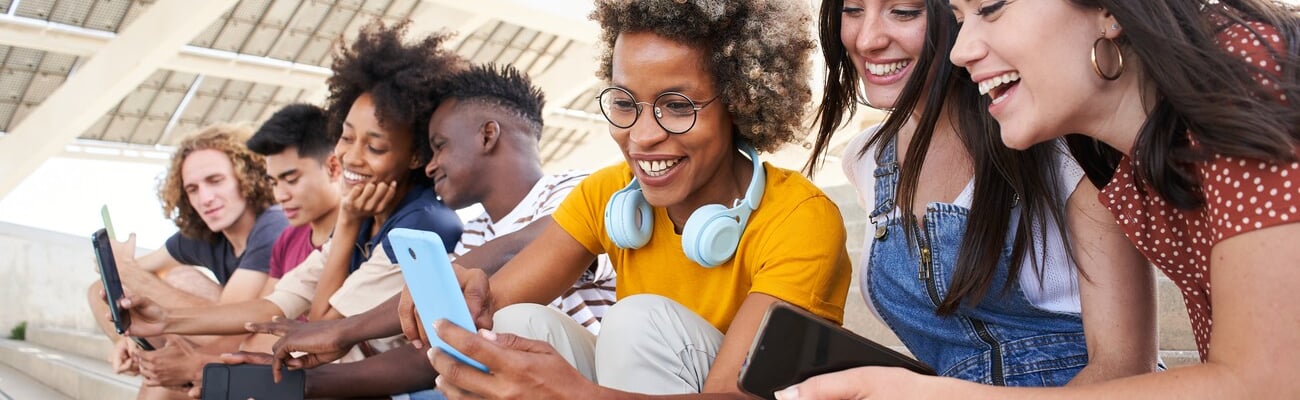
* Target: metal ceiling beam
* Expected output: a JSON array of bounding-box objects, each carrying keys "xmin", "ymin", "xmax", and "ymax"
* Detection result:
[
  {"xmin": 0, "ymin": 14, "xmax": 330, "ymax": 90},
  {"xmin": 62, "ymin": 140, "xmax": 172, "ymax": 166},
  {"xmin": 419, "ymin": 0, "xmax": 597, "ymax": 45},
  {"xmin": 0, "ymin": 0, "xmax": 240, "ymax": 198}
]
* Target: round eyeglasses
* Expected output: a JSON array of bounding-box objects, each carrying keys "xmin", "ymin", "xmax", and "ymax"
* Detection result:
[{"xmin": 597, "ymin": 87, "xmax": 720, "ymax": 134}]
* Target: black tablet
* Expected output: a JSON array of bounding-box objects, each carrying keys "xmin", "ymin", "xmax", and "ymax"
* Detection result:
[
  {"xmin": 201, "ymin": 364, "xmax": 304, "ymax": 400},
  {"xmin": 738, "ymin": 302, "xmax": 936, "ymax": 400}
]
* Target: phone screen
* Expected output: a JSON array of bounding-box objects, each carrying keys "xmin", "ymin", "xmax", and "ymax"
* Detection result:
[
  {"xmin": 738, "ymin": 303, "xmax": 935, "ymax": 400},
  {"xmin": 201, "ymin": 364, "xmax": 304, "ymax": 400},
  {"xmin": 100, "ymin": 205, "xmax": 116, "ymax": 241},
  {"xmin": 388, "ymin": 228, "xmax": 490, "ymax": 373}
]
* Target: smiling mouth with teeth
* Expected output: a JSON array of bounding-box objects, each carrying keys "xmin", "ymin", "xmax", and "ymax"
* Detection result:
[
  {"xmin": 978, "ymin": 71, "xmax": 1021, "ymax": 105},
  {"xmin": 637, "ymin": 158, "xmax": 682, "ymax": 177},
  {"xmin": 342, "ymin": 169, "xmax": 372, "ymax": 183},
  {"xmin": 866, "ymin": 60, "xmax": 910, "ymax": 77}
]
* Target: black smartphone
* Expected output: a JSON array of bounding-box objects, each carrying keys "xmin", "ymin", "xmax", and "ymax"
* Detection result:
[
  {"xmin": 201, "ymin": 364, "xmax": 305, "ymax": 400},
  {"xmin": 738, "ymin": 302, "xmax": 936, "ymax": 400},
  {"xmin": 91, "ymin": 228, "xmax": 155, "ymax": 351}
]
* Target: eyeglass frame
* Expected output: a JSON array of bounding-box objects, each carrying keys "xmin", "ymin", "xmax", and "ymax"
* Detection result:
[{"xmin": 596, "ymin": 87, "xmax": 721, "ymax": 134}]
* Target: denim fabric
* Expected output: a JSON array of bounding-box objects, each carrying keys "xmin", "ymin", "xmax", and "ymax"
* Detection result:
[{"xmin": 864, "ymin": 137, "xmax": 1087, "ymax": 386}]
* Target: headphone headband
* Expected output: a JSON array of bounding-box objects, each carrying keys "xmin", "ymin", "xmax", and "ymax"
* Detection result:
[{"xmin": 737, "ymin": 142, "xmax": 765, "ymax": 211}]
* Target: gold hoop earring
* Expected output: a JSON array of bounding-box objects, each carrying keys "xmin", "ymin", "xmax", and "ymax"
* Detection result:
[{"xmin": 1090, "ymin": 37, "xmax": 1124, "ymax": 81}]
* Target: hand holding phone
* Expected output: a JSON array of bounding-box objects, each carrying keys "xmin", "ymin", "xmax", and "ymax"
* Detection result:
[
  {"xmin": 738, "ymin": 302, "xmax": 935, "ymax": 400},
  {"xmin": 388, "ymin": 228, "xmax": 489, "ymax": 373},
  {"xmin": 92, "ymin": 228, "xmax": 155, "ymax": 351}
]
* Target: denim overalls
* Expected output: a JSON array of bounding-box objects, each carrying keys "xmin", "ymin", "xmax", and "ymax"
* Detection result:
[{"xmin": 865, "ymin": 137, "xmax": 1088, "ymax": 386}]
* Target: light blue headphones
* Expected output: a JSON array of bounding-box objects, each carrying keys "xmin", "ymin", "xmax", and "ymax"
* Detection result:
[{"xmin": 603, "ymin": 143, "xmax": 766, "ymax": 267}]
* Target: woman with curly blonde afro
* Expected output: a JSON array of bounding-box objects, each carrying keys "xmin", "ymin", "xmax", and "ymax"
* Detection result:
[{"xmin": 425, "ymin": 1, "xmax": 852, "ymax": 398}]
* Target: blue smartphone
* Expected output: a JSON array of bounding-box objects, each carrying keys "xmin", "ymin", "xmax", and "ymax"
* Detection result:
[{"xmin": 387, "ymin": 228, "xmax": 489, "ymax": 373}]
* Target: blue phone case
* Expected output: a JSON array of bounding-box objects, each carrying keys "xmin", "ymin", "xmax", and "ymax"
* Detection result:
[{"xmin": 387, "ymin": 228, "xmax": 490, "ymax": 373}]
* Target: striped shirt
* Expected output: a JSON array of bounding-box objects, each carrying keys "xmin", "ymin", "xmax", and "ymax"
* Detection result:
[{"xmin": 454, "ymin": 171, "xmax": 617, "ymax": 334}]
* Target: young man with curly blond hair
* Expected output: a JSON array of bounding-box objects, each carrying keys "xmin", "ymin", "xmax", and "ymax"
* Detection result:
[{"xmin": 86, "ymin": 124, "xmax": 290, "ymax": 398}]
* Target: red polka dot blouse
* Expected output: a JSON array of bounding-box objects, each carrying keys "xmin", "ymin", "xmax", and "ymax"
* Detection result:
[{"xmin": 1099, "ymin": 21, "xmax": 1297, "ymax": 361}]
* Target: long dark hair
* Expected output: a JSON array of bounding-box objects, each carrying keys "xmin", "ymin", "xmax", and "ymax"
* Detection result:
[
  {"xmin": 806, "ymin": 0, "xmax": 1079, "ymax": 314},
  {"xmin": 1066, "ymin": 0, "xmax": 1300, "ymax": 206}
]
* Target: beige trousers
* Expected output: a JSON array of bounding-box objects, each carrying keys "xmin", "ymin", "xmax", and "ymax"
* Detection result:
[{"xmin": 492, "ymin": 294, "xmax": 724, "ymax": 395}]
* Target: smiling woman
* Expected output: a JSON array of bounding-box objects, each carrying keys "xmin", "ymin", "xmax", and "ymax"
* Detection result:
[
  {"xmin": 423, "ymin": 1, "xmax": 855, "ymax": 399},
  {"xmin": 801, "ymin": 0, "xmax": 1156, "ymax": 389},
  {"xmin": 780, "ymin": 0, "xmax": 1300, "ymax": 399}
]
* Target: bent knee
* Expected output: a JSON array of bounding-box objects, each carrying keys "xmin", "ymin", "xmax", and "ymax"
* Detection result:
[
  {"xmin": 600, "ymin": 294, "xmax": 678, "ymax": 331},
  {"xmin": 493, "ymin": 303, "xmax": 568, "ymax": 337}
]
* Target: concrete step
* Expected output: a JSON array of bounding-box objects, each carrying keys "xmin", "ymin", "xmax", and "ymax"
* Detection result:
[
  {"xmin": 0, "ymin": 339, "xmax": 138, "ymax": 400},
  {"xmin": 1159, "ymin": 350, "xmax": 1199, "ymax": 369},
  {"xmin": 0, "ymin": 361, "xmax": 73, "ymax": 400},
  {"xmin": 24, "ymin": 327, "xmax": 114, "ymax": 365}
]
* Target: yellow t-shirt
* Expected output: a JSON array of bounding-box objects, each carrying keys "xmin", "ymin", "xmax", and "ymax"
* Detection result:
[{"xmin": 552, "ymin": 162, "xmax": 851, "ymax": 332}]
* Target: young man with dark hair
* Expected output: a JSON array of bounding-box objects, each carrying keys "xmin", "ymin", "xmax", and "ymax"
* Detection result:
[
  {"xmin": 245, "ymin": 103, "xmax": 340, "ymax": 285},
  {"xmin": 125, "ymin": 104, "xmax": 345, "ymax": 399}
]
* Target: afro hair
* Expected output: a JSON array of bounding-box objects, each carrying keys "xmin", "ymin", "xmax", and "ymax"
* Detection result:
[
  {"xmin": 325, "ymin": 20, "xmax": 467, "ymax": 175},
  {"xmin": 590, "ymin": 0, "xmax": 816, "ymax": 153}
]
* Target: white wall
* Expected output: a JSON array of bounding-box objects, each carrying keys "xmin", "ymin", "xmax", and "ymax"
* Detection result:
[{"xmin": 0, "ymin": 222, "xmax": 104, "ymax": 335}]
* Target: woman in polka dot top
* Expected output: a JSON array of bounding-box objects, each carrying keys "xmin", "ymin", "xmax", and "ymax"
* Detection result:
[{"xmin": 774, "ymin": 1, "xmax": 1300, "ymax": 399}]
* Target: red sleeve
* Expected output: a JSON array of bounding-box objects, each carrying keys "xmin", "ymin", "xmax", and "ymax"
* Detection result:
[
  {"xmin": 1199, "ymin": 154, "xmax": 1300, "ymax": 244},
  {"xmin": 268, "ymin": 231, "xmax": 290, "ymax": 279},
  {"xmin": 1217, "ymin": 21, "xmax": 1289, "ymax": 103}
]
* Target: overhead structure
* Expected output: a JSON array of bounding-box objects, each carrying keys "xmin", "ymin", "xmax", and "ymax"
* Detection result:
[
  {"xmin": 0, "ymin": 0, "xmax": 859, "ymax": 200},
  {"xmin": 0, "ymin": 0, "xmax": 240, "ymax": 198}
]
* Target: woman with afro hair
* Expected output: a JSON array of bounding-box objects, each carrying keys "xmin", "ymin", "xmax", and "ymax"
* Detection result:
[
  {"xmin": 422, "ymin": 0, "xmax": 852, "ymax": 398},
  {"xmin": 303, "ymin": 19, "xmax": 465, "ymax": 323}
]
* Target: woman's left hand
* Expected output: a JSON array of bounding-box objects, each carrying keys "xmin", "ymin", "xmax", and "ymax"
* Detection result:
[
  {"xmin": 428, "ymin": 319, "xmax": 599, "ymax": 400},
  {"xmin": 775, "ymin": 366, "xmax": 949, "ymax": 400}
]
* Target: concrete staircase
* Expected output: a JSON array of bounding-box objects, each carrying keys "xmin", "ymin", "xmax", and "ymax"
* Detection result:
[{"xmin": 0, "ymin": 327, "xmax": 138, "ymax": 400}]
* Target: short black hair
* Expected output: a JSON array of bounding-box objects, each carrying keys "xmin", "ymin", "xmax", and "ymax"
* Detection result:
[
  {"xmin": 246, "ymin": 103, "xmax": 334, "ymax": 160},
  {"xmin": 327, "ymin": 19, "xmax": 467, "ymax": 186},
  {"xmin": 443, "ymin": 64, "xmax": 546, "ymax": 135}
]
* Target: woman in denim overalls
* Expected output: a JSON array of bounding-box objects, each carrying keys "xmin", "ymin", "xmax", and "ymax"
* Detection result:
[{"xmin": 800, "ymin": 0, "xmax": 1157, "ymax": 387}]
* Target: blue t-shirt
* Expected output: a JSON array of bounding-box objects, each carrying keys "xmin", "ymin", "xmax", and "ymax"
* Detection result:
[
  {"xmin": 350, "ymin": 184, "xmax": 462, "ymax": 272},
  {"xmin": 164, "ymin": 205, "xmax": 290, "ymax": 285}
]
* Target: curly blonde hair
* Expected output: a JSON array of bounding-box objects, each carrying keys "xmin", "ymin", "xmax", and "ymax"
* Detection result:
[
  {"xmin": 591, "ymin": 0, "xmax": 816, "ymax": 153},
  {"xmin": 158, "ymin": 124, "xmax": 274, "ymax": 243}
]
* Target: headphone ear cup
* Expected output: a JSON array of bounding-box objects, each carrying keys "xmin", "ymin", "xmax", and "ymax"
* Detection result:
[
  {"xmin": 605, "ymin": 188, "xmax": 653, "ymax": 249},
  {"xmin": 681, "ymin": 204, "xmax": 740, "ymax": 267}
]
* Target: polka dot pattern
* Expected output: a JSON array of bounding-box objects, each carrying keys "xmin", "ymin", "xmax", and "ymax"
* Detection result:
[
  {"xmin": 1221, "ymin": 21, "xmax": 1288, "ymax": 102},
  {"xmin": 1102, "ymin": 151, "xmax": 1300, "ymax": 360},
  {"xmin": 1097, "ymin": 20, "xmax": 1296, "ymax": 362}
]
